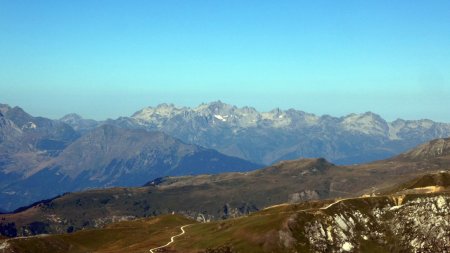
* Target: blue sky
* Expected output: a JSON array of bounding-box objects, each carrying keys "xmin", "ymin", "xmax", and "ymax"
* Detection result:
[{"xmin": 1, "ymin": 1, "xmax": 449, "ymax": 121}]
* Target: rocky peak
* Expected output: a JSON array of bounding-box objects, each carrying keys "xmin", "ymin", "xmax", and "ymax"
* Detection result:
[
  {"xmin": 401, "ymin": 138, "xmax": 450, "ymax": 160},
  {"xmin": 60, "ymin": 113, "xmax": 83, "ymax": 122},
  {"xmin": 132, "ymin": 103, "xmax": 183, "ymax": 120},
  {"xmin": 155, "ymin": 103, "xmax": 177, "ymax": 111},
  {"xmin": 59, "ymin": 113, "xmax": 99, "ymax": 132},
  {"xmin": 195, "ymin": 101, "xmax": 236, "ymax": 116},
  {"xmin": 205, "ymin": 100, "xmax": 228, "ymax": 109},
  {"xmin": 341, "ymin": 111, "xmax": 389, "ymax": 136},
  {"xmin": 240, "ymin": 106, "xmax": 258, "ymax": 114},
  {"xmin": 0, "ymin": 104, "xmax": 11, "ymax": 115},
  {"xmin": 3, "ymin": 106, "xmax": 35, "ymax": 128},
  {"xmin": 344, "ymin": 111, "xmax": 386, "ymax": 123}
]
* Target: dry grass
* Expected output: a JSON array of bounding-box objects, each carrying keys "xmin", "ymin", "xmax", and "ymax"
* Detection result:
[{"xmin": 5, "ymin": 214, "xmax": 195, "ymax": 253}]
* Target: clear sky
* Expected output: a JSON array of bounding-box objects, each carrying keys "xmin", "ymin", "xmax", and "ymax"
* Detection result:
[{"xmin": 1, "ymin": 1, "xmax": 449, "ymax": 121}]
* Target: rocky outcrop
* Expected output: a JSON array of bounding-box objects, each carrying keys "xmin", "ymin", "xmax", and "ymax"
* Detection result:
[{"xmin": 301, "ymin": 195, "xmax": 450, "ymax": 252}]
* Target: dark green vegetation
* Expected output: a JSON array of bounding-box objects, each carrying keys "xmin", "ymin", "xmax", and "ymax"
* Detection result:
[
  {"xmin": 1, "ymin": 172, "xmax": 449, "ymax": 253},
  {"xmin": 1, "ymin": 138, "xmax": 450, "ymax": 239}
]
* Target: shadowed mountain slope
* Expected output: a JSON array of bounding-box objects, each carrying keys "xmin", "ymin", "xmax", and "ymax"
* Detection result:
[{"xmin": 0, "ymin": 105, "xmax": 260, "ymax": 211}]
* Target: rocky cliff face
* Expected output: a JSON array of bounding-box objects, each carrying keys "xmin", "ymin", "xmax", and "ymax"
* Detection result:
[
  {"xmin": 197, "ymin": 173, "xmax": 450, "ymax": 253},
  {"xmin": 300, "ymin": 195, "xmax": 449, "ymax": 252}
]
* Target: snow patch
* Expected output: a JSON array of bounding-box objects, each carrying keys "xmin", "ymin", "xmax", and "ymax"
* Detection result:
[{"xmin": 214, "ymin": 115, "xmax": 227, "ymax": 122}]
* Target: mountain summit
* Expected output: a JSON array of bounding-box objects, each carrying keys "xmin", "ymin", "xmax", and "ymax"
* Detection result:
[
  {"xmin": 401, "ymin": 138, "xmax": 450, "ymax": 160},
  {"xmin": 125, "ymin": 102, "xmax": 450, "ymax": 165},
  {"xmin": 0, "ymin": 106, "xmax": 260, "ymax": 211}
]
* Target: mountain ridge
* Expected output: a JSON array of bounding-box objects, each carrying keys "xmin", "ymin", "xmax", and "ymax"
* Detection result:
[
  {"xmin": 120, "ymin": 101, "xmax": 450, "ymax": 165},
  {"xmin": 52, "ymin": 101, "xmax": 450, "ymax": 165},
  {"xmin": 0, "ymin": 105, "xmax": 261, "ymax": 211}
]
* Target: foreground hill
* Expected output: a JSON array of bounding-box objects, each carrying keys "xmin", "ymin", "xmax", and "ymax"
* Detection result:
[
  {"xmin": 0, "ymin": 214, "xmax": 195, "ymax": 253},
  {"xmin": 1, "ymin": 171, "xmax": 449, "ymax": 253},
  {"xmin": 0, "ymin": 104, "xmax": 260, "ymax": 211},
  {"xmin": 107, "ymin": 101, "xmax": 450, "ymax": 165},
  {"xmin": 1, "ymin": 138, "xmax": 449, "ymax": 237}
]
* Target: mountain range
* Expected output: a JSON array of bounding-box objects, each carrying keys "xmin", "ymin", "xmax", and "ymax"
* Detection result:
[
  {"xmin": 63, "ymin": 101, "xmax": 450, "ymax": 165},
  {"xmin": 0, "ymin": 104, "xmax": 260, "ymax": 211},
  {"xmin": 2, "ymin": 101, "xmax": 450, "ymax": 211},
  {"xmin": 1, "ymin": 100, "xmax": 450, "ymax": 252},
  {"xmin": 0, "ymin": 101, "xmax": 450, "ymax": 210}
]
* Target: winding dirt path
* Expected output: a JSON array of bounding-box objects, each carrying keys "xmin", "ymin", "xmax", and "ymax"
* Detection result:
[{"xmin": 149, "ymin": 224, "xmax": 192, "ymax": 253}]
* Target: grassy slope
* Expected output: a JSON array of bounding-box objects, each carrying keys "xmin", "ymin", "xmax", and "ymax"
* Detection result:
[
  {"xmin": 0, "ymin": 200, "xmax": 331, "ymax": 253},
  {"xmin": 3, "ymin": 190, "xmax": 449, "ymax": 253},
  {"xmin": 3, "ymin": 214, "xmax": 195, "ymax": 253},
  {"xmin": 172, "ymin": 193, "xmax": 450, "ymax": 253},
  {"xmin": 2, "ymin": 156, "xmax": 449, "ymax": 237}
]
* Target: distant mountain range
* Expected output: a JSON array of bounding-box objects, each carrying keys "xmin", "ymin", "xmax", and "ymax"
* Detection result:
[
  {"xmin": 0, "ymin": 104, "xmax": 260, "ymax": 211},
  {"xmin": 62, "ymin": 101, "xmax": 450, "ymax": 165},
  {"xmin": 2, "ymin": 101, "xmax": 450, "ymax": 211}
]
